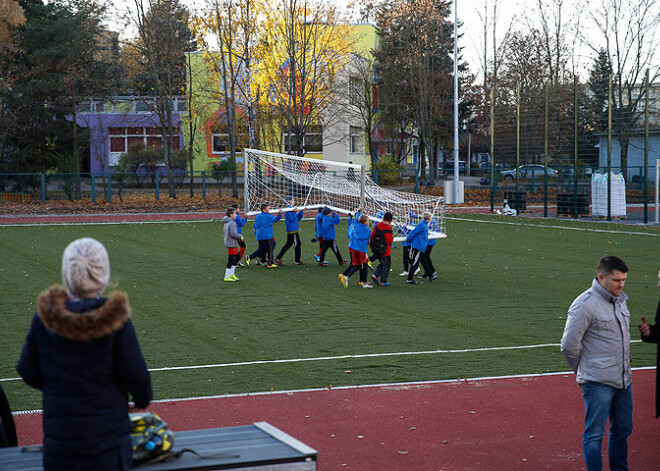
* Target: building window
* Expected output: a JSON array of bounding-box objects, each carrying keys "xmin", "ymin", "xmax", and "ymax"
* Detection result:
[
  {"xmin": 350, "ymin": 126, "xmax": 363, "ymax": 154},
  {"xmin": 349, "ymin": 77, "xmax": 362, "ymax": 106},
  {"xmin": 107, "ymin": 126, "xmax": 180, "ymax": 166},
  {"xmin": 283, "ymin": 125, "xmax": 323, "ymax": 153},
  {"xmin": 211, "ymin": 129, "xmax": 247, "ymax": 155}
]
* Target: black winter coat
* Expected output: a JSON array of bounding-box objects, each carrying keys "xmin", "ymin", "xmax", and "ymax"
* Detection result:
[
  {"xmin": 0, "ymin": 384, "xmax": 17, "ymax": 447},
  {"xmin": 641, "ymin": 300, "xmax": 660, "ymax": 419},
  {"xmin": 16, "ymin": 286, "xmax": 152, "ymax": 471}
]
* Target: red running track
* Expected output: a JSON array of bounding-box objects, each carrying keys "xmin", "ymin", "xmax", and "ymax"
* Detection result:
[{"xmin": 14, "ymin": 370, "xmax": 660, "ymax": 470}]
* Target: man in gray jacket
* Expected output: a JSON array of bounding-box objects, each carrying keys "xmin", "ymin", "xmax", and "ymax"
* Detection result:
[{"xmin": 561, "ymin": 255, "xmax": 631, "ymax": 471}]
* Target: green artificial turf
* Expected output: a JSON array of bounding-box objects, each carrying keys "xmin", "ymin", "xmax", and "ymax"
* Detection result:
[{"xmin": 1, "ymin": 215, "xmax": 658, "ymax": 411}]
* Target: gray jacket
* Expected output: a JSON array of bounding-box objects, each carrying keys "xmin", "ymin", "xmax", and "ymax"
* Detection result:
[
  {"xmin": 561, "ymin": 277, "xmax": 631, "ymax": 389},
  {"xmin": 223, "ymin": 216, "xmax": 242, "ymax": 248}
]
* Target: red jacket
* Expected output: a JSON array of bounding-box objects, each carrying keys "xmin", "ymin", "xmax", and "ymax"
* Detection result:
[{"xmin": 370, "ymin": 222, "xmax": 394, "ymax": 257}]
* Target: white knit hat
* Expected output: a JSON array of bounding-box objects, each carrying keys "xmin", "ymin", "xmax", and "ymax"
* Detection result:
[{"xmin": 61, "ymin": 238, "xmax": 110, "ymax": 299}]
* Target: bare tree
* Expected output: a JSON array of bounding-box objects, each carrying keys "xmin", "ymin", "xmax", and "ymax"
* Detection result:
[
  {"xmin": 130, "ymin": 0, "xmax": 196, "ymax": 198},
  {"xmin": 581, "ymin": 0, "xmax": 660, "ymax": 175}
]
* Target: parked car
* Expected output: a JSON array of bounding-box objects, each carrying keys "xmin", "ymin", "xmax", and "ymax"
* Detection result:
[
  {"xmin": 443, "ymin": 160, "xmax": 467, "ymax": 176},
  {"xmin": 479, "ymin": 162, "xmax": 510, "ymax": 173},
  {"xmin": 500, "ymin": 164, "xmax": 558, "ymax": 181}
]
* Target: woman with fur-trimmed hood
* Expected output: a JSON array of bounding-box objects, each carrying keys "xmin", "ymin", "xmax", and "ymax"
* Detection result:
[{"xmin": 17, "ymin": 238, "xmax": 152, "ymax": 471}]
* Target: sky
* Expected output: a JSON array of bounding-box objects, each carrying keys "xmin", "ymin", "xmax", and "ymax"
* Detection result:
[{"xmin": 106, "ymin": 0, "xmax": 657, "ymax": 82}]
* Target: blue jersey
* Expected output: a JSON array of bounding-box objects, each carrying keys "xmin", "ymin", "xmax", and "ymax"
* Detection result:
[
  {"xmin": 348, "ymin": 221, "xmax": 371, "ymax": 253},
  {"xmin": 319, "ymin": 213, "xmax": 340, "ymax": 240},
  {"xmin": 235, "ymin": 212, "xmax": 246, "ymax": 234},
  {"xmin": 406, "ymin": 219, "xmax": 429, "ymax": 251},
  {"xmin": 253, "ymin": 212, "xmax": 282, "ymax": 240},
  {"xmin": 284, "ymin": 209, "xmax": 304, "ymax": 232},
  {"xmin": 314, "ymin": 212, "xmax": 323, "ymax": 237}
]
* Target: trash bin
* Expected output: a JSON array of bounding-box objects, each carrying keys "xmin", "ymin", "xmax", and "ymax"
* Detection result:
[
  {"xmin": 557, "ymin": 193, "xmax": 589, "ymax": 216},
  {"xmin": 503, "ymin": 191, "xmax": 526, "ymax": 211}
]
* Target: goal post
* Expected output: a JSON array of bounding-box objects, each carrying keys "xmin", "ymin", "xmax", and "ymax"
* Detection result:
[{"xmin": 243, "ymin": 148, "xmax": 446, "ymax": 241}]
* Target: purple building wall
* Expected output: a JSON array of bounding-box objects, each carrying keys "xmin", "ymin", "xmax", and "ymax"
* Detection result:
[{"xmin": 74, "ymin": 112, "xmax": 184, "ymax": 174}]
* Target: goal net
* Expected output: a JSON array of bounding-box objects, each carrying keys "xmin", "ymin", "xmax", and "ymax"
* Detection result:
[{"xmin": 243, "ymin": 148, "xmax": 446, "ymax": 241}]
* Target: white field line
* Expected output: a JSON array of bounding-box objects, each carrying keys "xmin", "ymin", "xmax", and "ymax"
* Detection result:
[
  {"xmin": 2, "ymin": 213, "xmax": 657, "ymax": 235},
  {"xmin": 11, "ymin": 366, "xmax": 656, "ymax": 416},
  {"xmin": 1, "ymin": 340, "xmax": 644, "ymax": 383},
  {"xmin": 447, "ymin": 216, "xmax": 660, "ymax": 236}
]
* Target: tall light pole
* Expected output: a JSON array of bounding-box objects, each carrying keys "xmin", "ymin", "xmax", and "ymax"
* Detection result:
[{"xmin": 453, "ymin": 0, "xmax": 459, "ymax": 203}]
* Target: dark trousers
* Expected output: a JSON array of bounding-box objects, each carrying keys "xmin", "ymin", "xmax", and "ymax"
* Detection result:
[
  {"xmin": 373, "ymin": 255, "xmax": 391, "ymax": 283},
  {"xmin": 249, "ymin": 239, "xmax": 274, "ymax": 265},
  {"xmin": 319, "ymin": 239, "xmax": 343, "ymax": 262},
  {"xmin": 423, "ymin": 245, "xmax": 436, "ymax": 275},
  {"xmin": 402, "ymin": 245, "xmax": 411, "ymax": 271},
  {"xmin": 226, "ymin": 252, "xmax": 239, "ymax": 269},
  {"xmin": 276, "ymin": 232, "xmax": 301, "ymax": 262},
  {"xmin": 407, "ymin": 248, "xmax": 432, "ymax": 281},
  {"xmin": 343, "ymin": 263, "xmax": 368, "ymax": 283}
]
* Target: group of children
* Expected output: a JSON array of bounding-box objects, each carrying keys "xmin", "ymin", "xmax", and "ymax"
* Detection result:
[{"xmin": 222, "ymin": 199, "xmax": 438, "ymax": 287}]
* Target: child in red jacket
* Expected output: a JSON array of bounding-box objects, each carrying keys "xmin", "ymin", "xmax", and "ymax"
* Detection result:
[{"xmin": 370, "ymin": 212, "xmax": 394, "ymax": 286}]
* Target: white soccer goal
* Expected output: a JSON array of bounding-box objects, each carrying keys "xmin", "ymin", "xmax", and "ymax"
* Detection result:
[{"xmin": 243, "ymin": 148, "xmax": 446, "ymax": 241}]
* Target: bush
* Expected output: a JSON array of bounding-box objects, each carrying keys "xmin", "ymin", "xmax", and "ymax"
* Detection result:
[{"xmin": 374, "ymin": 156, "xmax": 402, "ymax": 186}]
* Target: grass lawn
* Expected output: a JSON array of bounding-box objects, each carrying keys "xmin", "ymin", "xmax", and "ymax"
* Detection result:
[{"xmin": 1, "ymin": 215, "xmax": 658, "ymax": 411}]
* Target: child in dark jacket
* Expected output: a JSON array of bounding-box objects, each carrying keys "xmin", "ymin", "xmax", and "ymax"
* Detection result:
[
  {"xmin": 17, "ymin": 237, "xmax": 152, "ymax": 471},
  {"xmin": 339, "ymin": 214, "xmax": 373, "ymax": 288},
  {"xmin": 370, "ymin": 212, "xmax": 394, "ymax": 286}
]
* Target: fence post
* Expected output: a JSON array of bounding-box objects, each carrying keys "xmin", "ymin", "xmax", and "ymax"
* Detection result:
[
  {"xmin": 414, "ymin": 167, "xmax": 419, "ymax": 194},
  {"xmin": 107, "ymin": 173, "xmax": 112, "ymax": 203},
  {"xmin": 202, "ymin": 171, "xmax": 206, "ymax": 199},
  {"xmin": 544, "ymin": 83, "xmax": 548, "ymax": 217},
  {"xmin": 40, "ymin": 173, "xmax": 46, "ymax": 201},
  {"xmin": 643, "ymin": 69, "xmax": 649, "ymax": 224},
  {"xmin": 490, "ymin": 87, "xmax": 495, "ymax": 212},
  {"xmin": 573, "ymin": 76, "xmax": 579, "ymax": 219},
  {"xmin": 155, "ymin": 174, "xmax": 160, "ymax": 201},
  {"xmin": 607, "ymin": 74, "xmax": 612, "ymax": 221},
  {"xmin": 91, "ymin": 174, "xmax": 96, "ymax": 203},
  {"xmin": 374, "ymin": 169, "xmax": 379, "ymax": 185}
]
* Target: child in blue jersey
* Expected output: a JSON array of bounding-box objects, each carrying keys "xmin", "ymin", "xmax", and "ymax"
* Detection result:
[
  {"xmin": 317, "ymin": 207, "xmax": 347, "ymax": 266},
  {"xmin": 405, "ymin": 212, "xmax": 433, "ymax": 285},
  {"xmin": 419, "ymin": 215, "xmax": 439, "ymax": 281},
  {"xmin": 231, "ymin": 203, "xmax": 247, "ymax": 266},
  {"xmin": 313, "ymin": 208, "xmax": 324, "ymax": 262},
  {"xmin": 339, "ymin": 214, "xmax": 373, "ymax": 288},
  {"xmin": 246, "ymin": 203, "xmax": 282, "ymax": 268},
  {"xmin": 275, "ymin": 196, "xmax": 305, "ymax": 265}
]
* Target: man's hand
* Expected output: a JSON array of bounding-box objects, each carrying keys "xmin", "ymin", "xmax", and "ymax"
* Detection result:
[{"xmin": 638, "ymin": 316, "xmax": 651, "ymax": 338}]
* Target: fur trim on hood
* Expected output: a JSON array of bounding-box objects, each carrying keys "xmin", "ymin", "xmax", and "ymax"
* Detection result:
[{"xmin": 37, "ymin": 286, "xmax": 131, "ymax": 341}]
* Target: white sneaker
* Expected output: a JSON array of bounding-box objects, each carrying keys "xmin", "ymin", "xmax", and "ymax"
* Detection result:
[
  {"xmin": 360, "ymin": 282, "xmax": 374, "ymax": 289},
  {"xmin": 399, "ymin": 271, "xmax": 408, "ymax": 277}
]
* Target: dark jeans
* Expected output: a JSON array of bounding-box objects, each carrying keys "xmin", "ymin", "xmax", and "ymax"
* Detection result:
[
  {"xmin": 373, "ymin": 255, "xmax": 391, "ymax": 283},
  {"xmin": 319, "ymin": 239, "xmax": 343, "ymax": 262},
  {"xmin": 276, "ymin": 232, "xmax": 301, "ymax": 262},
  {"xmin": 249, "ymin": 239, "xmax": 274, "ymax": 265}
]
